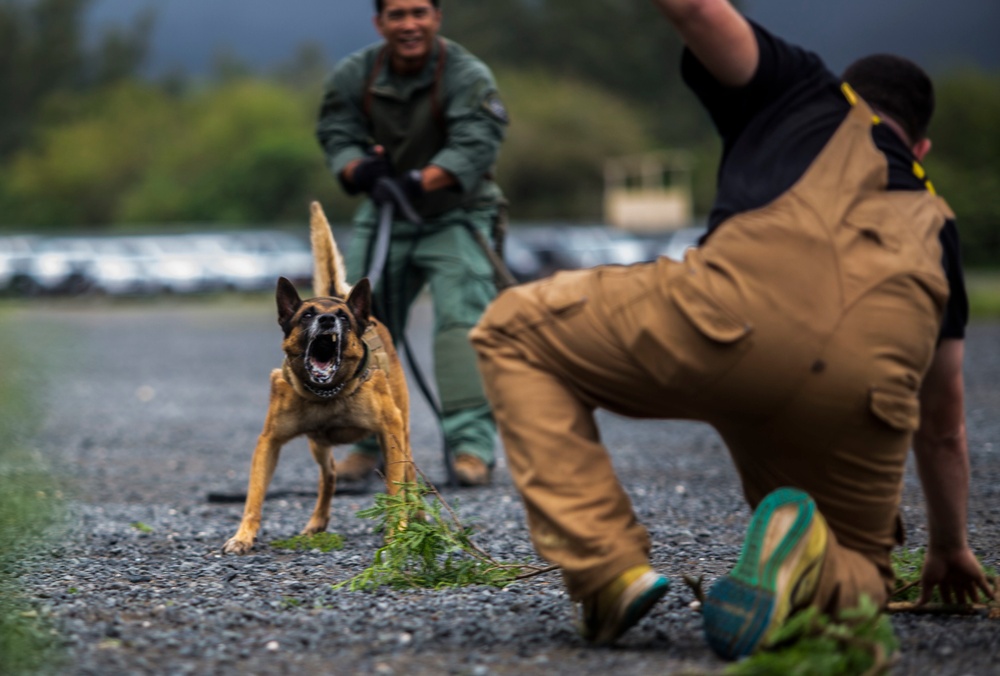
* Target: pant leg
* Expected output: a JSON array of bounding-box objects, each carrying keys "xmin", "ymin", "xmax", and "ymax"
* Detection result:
[
  {"xmin": 346, "ymin": 221, "xmax": 426, "ymax": 459},
  {"xmin": 418, "ymin": 210, "xmax": 499, "ymax": 464},
  {"xmin": 471, "ymin": 260, "xmax": 752, "ymax": 598},
  {"xmin": 474, "ymin": 329, "xmax": 651, "ymax": 598},
  {"xmin": 346, "ymin": 209, "xmax": 497, "ymax": 463},
  {"xmin": 473, "ymin": 250, "xmax": 935, "ymax": 608}
]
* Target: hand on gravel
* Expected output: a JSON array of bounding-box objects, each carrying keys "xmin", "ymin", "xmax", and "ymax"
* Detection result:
[{"xmin": 919, "ymin": 545, "xmax": 996, "ymax": 605}]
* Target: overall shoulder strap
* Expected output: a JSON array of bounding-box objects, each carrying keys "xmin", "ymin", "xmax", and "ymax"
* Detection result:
[
  {"xmin": 362, "ymin": 47, "xmax": 389, "ymax": 130},
  {"xmin": 430, "ymin": 38, "xmax": 448, "ymax": 132}
]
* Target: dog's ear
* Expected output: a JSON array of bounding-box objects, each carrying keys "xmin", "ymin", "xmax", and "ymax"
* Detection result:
[
  {"xmin": 346, "ymin": 277, "xmax": 372, "ymax": 334},
  {"xmin": 275, "ymin": 277, "xmax": 302, "ymax": 336}
]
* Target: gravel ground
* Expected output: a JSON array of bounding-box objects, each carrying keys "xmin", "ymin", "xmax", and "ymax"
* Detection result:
[{"xmin": 7, "ymin": 295, "xmax": 1000, "ymax": 675}]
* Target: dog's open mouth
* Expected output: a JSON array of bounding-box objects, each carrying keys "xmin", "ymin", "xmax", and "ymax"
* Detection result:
[{"xmin": 305, "ymin": 333, "xmax": 341, "ymax": 384}]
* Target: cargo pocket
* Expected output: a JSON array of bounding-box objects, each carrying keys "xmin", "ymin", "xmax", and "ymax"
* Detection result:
[
  {"xmin": 669, "ymin": 275, "xmax": 752, "ymax": 344},
  {"xmin": 478, "ymin": 273, "xmax": 588, "ymax": 338},
  {"xmin": 869, "ymin": 387, "xmax": 920, "ymax": 432}
]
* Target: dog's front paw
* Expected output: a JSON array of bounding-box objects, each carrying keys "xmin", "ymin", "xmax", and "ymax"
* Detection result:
[{"xmin": 222, "ymin": 537, "xmax": 254, "ymax": 555}]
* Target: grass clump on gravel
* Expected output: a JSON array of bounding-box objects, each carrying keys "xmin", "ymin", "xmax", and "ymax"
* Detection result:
[
  {"xmin": 334, "ymin": 480, "xmax": 546, "ymax": 591},
  {"xmin": 271, "ymin": 532, "xmax": 345, "ymax": 553},
  {"xmin": 724, "ymin": 595, "xmax": 898, "ymax": 676},
  {"xmin": 0, "ymin": 327, "xmax": 63, "ymax": 675}
]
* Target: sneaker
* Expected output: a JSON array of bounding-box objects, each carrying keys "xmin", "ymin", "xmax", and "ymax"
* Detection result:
[
  {"xmin": 578, "ymin": 564, "xmax": 671, "ymax": 646},
  {"xmin": 703, "ymin": 487, "xmax": 829, "ymax": 660},
  {"xmin": 335, "ymin": 452, "xmax": 379, "ymax": 492},
  {"xmin": 453, "ymin": 454, "xmax": 491, "ymax": 487}
]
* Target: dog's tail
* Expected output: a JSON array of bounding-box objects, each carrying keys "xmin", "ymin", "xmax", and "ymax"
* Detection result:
[{"xmin": 310, "ymin": 201, "xmax": 350, "ymax": 298}]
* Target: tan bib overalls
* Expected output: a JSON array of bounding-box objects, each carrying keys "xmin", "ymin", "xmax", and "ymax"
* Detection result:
[{"xmin": 470, "ymin": 99, "xmax": 952, "ymax": 611}]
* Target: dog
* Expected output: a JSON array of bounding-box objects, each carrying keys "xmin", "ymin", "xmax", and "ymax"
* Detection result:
[{"xmin": 222, "ymin": 201, "xmax": 413, "ymax": 555}]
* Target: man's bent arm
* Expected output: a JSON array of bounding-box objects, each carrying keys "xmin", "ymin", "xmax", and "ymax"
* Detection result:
[
  {"xmin": 648, "ymin": 0, "xmax": 758, "ymax": 87},
  {"xmin": 913, "ymin": 338, "xmax": 993, "ymax": 603},
  {"xmin": 316, "ymin": 56, "xmax": 370, "ymax": 185}
]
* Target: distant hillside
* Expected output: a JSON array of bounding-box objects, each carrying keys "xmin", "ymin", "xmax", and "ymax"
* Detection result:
[{"xmin": 87, "ymin": 0, "xmax": 999, "ymax": 77}]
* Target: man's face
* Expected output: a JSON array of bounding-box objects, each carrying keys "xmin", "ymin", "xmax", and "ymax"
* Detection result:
[{"xmin": 375, "ymin": 0, "xmax": 442, "ymax": 72}]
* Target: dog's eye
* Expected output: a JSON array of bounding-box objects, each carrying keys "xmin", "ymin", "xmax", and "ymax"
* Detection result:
[{"xmin": 301, "ymin": 309, "xmax": 315, "ymax": 320}]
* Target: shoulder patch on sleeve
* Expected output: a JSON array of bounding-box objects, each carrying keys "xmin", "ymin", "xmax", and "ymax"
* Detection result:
[{"xmin": 482, "ymin": 92, "xmax": 509, "ymax": 124}]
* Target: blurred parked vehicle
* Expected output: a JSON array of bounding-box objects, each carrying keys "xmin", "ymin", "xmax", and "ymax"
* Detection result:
[
  {"xmin": 87, "ymin": 237, "xmax": 159, "ymax": 296},
  {"xmin": 185, "ymin": 234, "xmax": 273, "ymax": 292},
  {"xmin": 0, "ymin": 236, "xmax": 39, "ymax": 294},
  {"xmin": 512, "ymin": 226, "xmax": 655, "ymax": 279},
  {"xmin": 23, "ymin": 237, "xmax": 97, "ymax": 295},
  {"xmin": 223, "ymin": 231, "xmax": 313, "ymax": 289},
  {"xmin": 132, "ymin": 236, "xmax": 216, "ymax": 294},
  {"xmin": 0, "ymin": 226, "xmax": 704, "ymax": 297}
]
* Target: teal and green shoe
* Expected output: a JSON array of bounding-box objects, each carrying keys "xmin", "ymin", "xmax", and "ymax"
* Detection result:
[
  {"xmin": 578, "ymin": 564, "xmax": 671, "ymax": 646},
  {"xmin": 703, "ymin": 487, "xmax": 829, "ymax": 660}
]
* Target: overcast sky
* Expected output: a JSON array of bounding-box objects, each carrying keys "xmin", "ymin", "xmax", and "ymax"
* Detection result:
[{"xmin": 86, "ymin": 0, "xmax": 999, "ymax": 77}]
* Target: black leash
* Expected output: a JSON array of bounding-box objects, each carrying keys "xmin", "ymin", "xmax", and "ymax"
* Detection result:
[
  {"xmin": 365, "ymin": 179, "xmax": 519, "ymax": 487},
  {"xmin": 366, "ymin": 180, "xmax": 458, "ymax": 487}
]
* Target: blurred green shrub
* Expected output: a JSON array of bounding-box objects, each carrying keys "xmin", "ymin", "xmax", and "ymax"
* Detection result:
[
  {"xmin": 927, "ymin": 69, "xmax": 1000, "ymax": 267},
  {"xmin": 495, "ymin": 69, "xmax": 655, "ymax": 220},
  {"xmin": 0, "ymin": 79, "xmax": 354, "ymax": 229}
]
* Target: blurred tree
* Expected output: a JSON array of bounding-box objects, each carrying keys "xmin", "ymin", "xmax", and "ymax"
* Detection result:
[
  {"xmin": 0, "ymin": 0, "xmax": 152, "ymax": 159},
  {"xmin": 1, "ymin": 83, "xmax": 172, "ymax": 226},
  {"xmin": 273, "ymin": 42, "xmax": 331, "ymax": 94},
  {"xmin": 0, "ymin": 79, "xmax": 354, "ymax": 228},
  {"xmin": 444, "ymin": 0, "xmax": 712, "ymax": 145},
  {"xmin": 118, "ymin": 80, "xmax": 346, "ymax": 225},
  {"xmin": 494, "ymin": 69, "xmax": 655, "ymax": 220},
  {"xmin": 927, "ymin": 69, "xmax": 1000, "ymax": 266}
]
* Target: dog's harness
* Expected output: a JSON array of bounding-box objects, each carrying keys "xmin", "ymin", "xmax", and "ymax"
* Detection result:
[{"xmin": 283, "ymin": 324, "xmax": 390, "ymax": 401}]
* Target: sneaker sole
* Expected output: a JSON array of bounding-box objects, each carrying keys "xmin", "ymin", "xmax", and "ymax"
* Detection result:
[
  {"xmin": 703, "ymin": 487, "xmax": 826, "ymax": 660},
  {"xmin": 591, "ymin": 572, "xmax": 671, "ymax": 646}
]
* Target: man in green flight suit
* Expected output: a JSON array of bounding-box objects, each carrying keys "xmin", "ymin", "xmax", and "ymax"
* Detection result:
[{"xmin": 316, "ymin": 0, "xmax": 508, "ymax": 487}]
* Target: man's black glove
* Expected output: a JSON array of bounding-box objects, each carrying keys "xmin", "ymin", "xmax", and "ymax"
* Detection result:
[
  {"xmin": 340, "ymin": 154, "xmax": 392, "ymax": 195},
  {"xmin": 371, "ymin": 170, "xmax": 424, "ymax": 224},
  {"xmin": 371, "ymin": 170, "xmax": 423, "ymax": 205}
]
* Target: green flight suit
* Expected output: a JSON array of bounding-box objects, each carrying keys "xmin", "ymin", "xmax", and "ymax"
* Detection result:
[{"xmin": 316, "ymin": 37, "xmax": 508, "ymax": 466}]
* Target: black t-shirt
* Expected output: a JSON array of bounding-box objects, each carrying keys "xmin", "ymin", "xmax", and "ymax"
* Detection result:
[{"xmin": 681, "ymin": 21, "xmax": 968, "ymax": 340}]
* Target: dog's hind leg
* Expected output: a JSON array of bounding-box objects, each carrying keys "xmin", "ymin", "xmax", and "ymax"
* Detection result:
[{"xmin": 302, "ymin": 438, "xmax": 335, "ymax": 535}]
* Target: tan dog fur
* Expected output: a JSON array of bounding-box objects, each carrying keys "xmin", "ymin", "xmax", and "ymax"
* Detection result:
[{"xmin": 222, "ymin": 202, "xmax": 413, "ymax": 555}]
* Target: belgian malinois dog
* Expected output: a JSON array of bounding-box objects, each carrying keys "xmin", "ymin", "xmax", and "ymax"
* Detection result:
[{"xmin": 223, "ymin": 202, "xmax": 413, "ymax": 554}]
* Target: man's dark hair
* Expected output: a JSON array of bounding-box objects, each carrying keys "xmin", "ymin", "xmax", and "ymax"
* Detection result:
[
  {"xmin": 842, "ymin": 54, "xmax": 935, "ymax": 142},
  {"xmin": 375, "ymin": 0, "xmax": 441, "ymax": 13}
]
